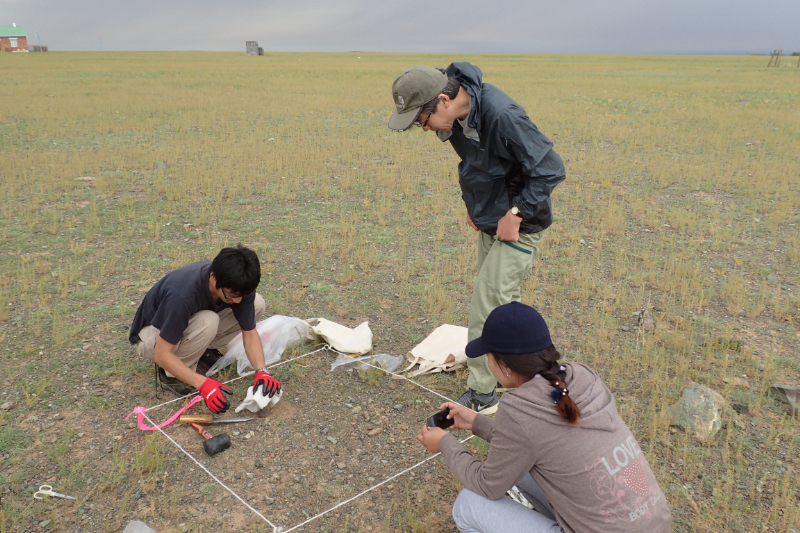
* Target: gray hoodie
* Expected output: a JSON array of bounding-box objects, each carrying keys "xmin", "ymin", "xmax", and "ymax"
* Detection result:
[{"xmin": 439, "ymin": 363, "xmax": 671, "ymax": 533}]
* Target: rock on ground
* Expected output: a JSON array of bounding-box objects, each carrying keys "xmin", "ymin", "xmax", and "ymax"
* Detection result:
[
  {"xmin": 637, "ymin": 309, "xmax": 656, "ymax": 333},
  {"xmin": 770, "ymin": 384, "xmax": 800, "ymax": 415},
  {"xmin": 667, "ymin": 385, "xmax": 725, "ymax": 442},
  {"xmin": 723, "ymin": 377, "xmax": 750, "ymax": 388}
]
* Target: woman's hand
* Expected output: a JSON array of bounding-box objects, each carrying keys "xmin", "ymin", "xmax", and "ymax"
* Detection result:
[
  {"xmin": 417, "ymin": 425, "xmax": 448, "ymax": 453},
  {"xmin": 417, "ymin": 402, "xmax": 482, "ymax": 453},
  {"xmin": 441, "ymin": 401, "xmax": 477, "ymax": 431}
]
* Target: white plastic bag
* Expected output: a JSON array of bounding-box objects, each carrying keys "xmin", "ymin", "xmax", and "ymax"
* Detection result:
[
  {"xmin": 330, "ymin": 353, "xmax": 403, "ymax": 373},
  {"xmin": 206, "ymin": 315, "xmax": 310, "ymax": 377},
  {"xmin": 308, "ymin": 318, "xmax": 372, "ymax": 354}
]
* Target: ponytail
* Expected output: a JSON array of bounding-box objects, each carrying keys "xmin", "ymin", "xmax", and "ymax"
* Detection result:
[
  {"xmin": 493, "ymin": 346, "xmax": 582, "ymax": 427},
  {"xmin": 544, "ymin": 374, "xmax": 581, "ymax": 426}
]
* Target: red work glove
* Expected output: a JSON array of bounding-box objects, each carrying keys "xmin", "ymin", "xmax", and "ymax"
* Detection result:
[
  {"xmin": 254, "ymin": 370, "xmax": 281, "ymax": 398},
  {"xmin": 199, "ymin": 378, "xmax": 232, "ymax": 414}
]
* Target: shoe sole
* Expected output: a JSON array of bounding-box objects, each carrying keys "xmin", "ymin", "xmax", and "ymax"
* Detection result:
[
  {"xmin": 160, "ymin": 384, "xmax": 196, "ymax": 397},
  {"xmin": 195, "ymin": 361, "xmax": 212, "ymax": 377},
  {"xmin": 199, "ymin": 350, "xmax": 223, "ymax": 367},
  {"xmin": 476, "ymin": 403, "xmax": 499, "ymax": 416},
  {"xmin": 158, "ymin": 378, "xmax": 196, "ymax": 397}
]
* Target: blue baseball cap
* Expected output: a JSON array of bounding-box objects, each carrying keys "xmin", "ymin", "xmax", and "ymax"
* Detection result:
[{"xmin": 465, "ymin": 302, "xmax": 552, "ymax": 358}]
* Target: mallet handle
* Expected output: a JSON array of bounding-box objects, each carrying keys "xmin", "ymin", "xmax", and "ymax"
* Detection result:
[{"xmin": 191, "ymin": 422, "xmax": 213, "ymax": 441}]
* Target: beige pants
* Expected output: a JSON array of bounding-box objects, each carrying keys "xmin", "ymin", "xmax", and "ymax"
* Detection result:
[
  {"xmin": 467, "ymin": 231, "xmax": 544, "ymax": 394},
  {"xmin": 136, "ymin": 293, "xmax": 266, "ymax": 372}
]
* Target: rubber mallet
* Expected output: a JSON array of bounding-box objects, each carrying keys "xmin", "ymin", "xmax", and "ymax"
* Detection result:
[{"xmin": 191, "ymin": 423, "xmax": 231, "ymax": 457}]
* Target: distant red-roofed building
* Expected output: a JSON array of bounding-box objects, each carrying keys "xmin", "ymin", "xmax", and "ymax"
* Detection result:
[{"xmin": 1, "ymin": 23, "xmax": 28, "ymax": 52}]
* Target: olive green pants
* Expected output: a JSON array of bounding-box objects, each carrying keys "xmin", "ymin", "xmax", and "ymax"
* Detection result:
[{"xmin": 467, "ymin": 231, "xmax": 544, "ymax": 394}]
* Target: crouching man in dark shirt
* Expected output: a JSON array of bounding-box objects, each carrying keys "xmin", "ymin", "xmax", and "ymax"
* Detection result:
[{"xmin": 129, "ymin": 245, "xmax": 281, "ymax": 413}]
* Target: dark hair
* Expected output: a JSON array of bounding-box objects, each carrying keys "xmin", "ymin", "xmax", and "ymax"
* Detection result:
[
  {"xmin": 492, "ymin": 345, "xmax": 581, "ymax": 426},
  {"xmin": 420, "ymin": 72, "xmax": 461, "ymax": 115},
  {"xmin": 210, "ymin": 244, "xmax": 261, "ymax": 296}
]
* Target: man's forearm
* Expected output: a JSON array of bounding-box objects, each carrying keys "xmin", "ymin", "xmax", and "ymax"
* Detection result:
[{"xmin": 242, "ymin": 329, "xmax": 266, "ymax": 371}]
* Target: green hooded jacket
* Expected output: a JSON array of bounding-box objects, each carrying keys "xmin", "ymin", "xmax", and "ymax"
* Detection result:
[{"xmin": 439, "ymin": 62, "xmax": 566, "ymax": 235}]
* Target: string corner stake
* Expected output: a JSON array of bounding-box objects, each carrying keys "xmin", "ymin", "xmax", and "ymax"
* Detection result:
[{"xmin": 126, "ymin": 395, "xmax": 203, "ymax": 431}]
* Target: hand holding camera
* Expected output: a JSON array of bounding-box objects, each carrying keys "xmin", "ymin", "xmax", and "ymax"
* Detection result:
[
  {"xmin": 429, "ymin": 402, "xmax": 477, "ymax": 431},
  {"xmin": 418, "ymin": 402, "xmax": 482, "ymax": 454}
]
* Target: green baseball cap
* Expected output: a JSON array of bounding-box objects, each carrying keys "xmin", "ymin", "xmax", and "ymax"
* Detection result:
[{"xmin": 388, "ymin": 65, "xmax": 448, "ymax": 132}]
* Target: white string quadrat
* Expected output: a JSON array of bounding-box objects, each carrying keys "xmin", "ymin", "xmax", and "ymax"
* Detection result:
[{"xmin": 137, "ymin": 345, "xmax": 475, "ymax": 533}]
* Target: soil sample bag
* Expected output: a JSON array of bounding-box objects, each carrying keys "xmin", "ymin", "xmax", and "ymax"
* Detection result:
[
  {"xmin": 207, "ymin": 315, "xmax": 311, "ymax": 377},
  {"xmin": 235, "ymin": 387, "xmax": 283, "ymax": 413},
  {"xmin": 308, "ymin": 318, "xmax": 373, "ymax": 355},
  {"xmin": 404, "ymin": 324, "xmax": 468, "ymax": 376}
]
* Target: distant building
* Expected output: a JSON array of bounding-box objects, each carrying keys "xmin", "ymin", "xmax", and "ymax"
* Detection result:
[
  {"xmin": 0, "ymin": 23, "xmax": 28, "ymax": 52},
  {"xmin": 246, "ymin": 41, "xmax": 263, "ymax": 56}
]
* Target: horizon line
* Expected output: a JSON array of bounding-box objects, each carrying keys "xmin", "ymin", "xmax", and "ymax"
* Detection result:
[{"xmin": 23, "ymin": 50, "xmax": 791, "ymax": 56}]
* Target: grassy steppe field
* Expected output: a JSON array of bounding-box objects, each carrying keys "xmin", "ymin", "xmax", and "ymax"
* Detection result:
[{"xmin": 0, "ymin": 52, "xmax": 799, "ymax": 532}]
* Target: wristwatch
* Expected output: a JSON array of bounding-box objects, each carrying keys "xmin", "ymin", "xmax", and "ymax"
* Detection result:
[{"xmin": 510, "ymin": 206, "xmax": 523, "ymax": 218}]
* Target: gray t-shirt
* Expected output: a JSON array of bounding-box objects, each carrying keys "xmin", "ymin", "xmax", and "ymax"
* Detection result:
[
  {"xmin": 129, "ymin": 261, "xmax": 256, "ymax": 345},
  {"xmin": 439, "ymin": 363, "xmax": 671, "ymax": 533},
  {"xmin": 458, "ymin": 117, "xmax": 480, "ymax": 142}
]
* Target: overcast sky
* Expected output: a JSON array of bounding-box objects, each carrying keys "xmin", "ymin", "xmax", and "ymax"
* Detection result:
[{"xmin": 3, "ymin": 0, "xmax": 798, "ymax": 55}]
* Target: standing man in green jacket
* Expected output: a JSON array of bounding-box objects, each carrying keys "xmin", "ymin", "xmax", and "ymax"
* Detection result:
[{"xmin": 388, "ymin": 63, "xmax": 565, "ymax": 414}]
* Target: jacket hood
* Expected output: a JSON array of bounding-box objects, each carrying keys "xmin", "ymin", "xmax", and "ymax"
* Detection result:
[
  {"xmin": 445, "ymin": 62, "xmax": 483, "ymax": 130},
  {"xmin": 508, "ymin": 363, "xmax": 619, "ymax": 433}
]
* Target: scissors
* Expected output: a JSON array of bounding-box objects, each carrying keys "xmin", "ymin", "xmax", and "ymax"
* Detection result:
[{"xmin": 33, "ymin": 485, "xmax": 76, "ymax": 500}]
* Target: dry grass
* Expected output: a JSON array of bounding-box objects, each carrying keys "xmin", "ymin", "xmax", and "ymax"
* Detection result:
[{"xmin": 0, "ymin": 52, "xmax": 798, "ymax": 532}]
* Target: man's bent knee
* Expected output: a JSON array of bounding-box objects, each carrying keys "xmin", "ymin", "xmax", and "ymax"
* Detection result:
[
  {"xmin": 185, "ymin": 311, "xmax": 220, "ymax": 342},
  {"xmin": 135, "ymin": 326, "xmax": 159, "ymax": 361},
  {"xmin": 253, "ymin": 293, "xmax": 266, "ymax": 318}
]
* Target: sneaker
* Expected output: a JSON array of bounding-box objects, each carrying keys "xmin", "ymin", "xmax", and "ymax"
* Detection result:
[
  {"xmin": 456, "ymin": 388, "xmax": 499, "ymax": 415},
  {"xmin": 197, "ymin": 348, "xmax": 223, "ymax": 375},
  {"xmin": 199, "ymin": 348, "xmax": 223, "ymax": 367},
  {"xmin": 155, "ymin": 364, "xmax": 196, "ymax": 397}
]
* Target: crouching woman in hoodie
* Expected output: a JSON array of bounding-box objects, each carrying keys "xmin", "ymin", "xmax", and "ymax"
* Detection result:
[{"xmin": 417, "ymin": 302, "xmax": 671, "ymax": 533}]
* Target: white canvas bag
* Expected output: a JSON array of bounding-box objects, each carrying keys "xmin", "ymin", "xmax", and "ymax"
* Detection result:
[
  {"xmin": 308, "ymin": 318, "xmax": 373, "ymax": 355},
  {"xmin": 405, "ymin": 324, "xmax": 468, "ymax": 376}
]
